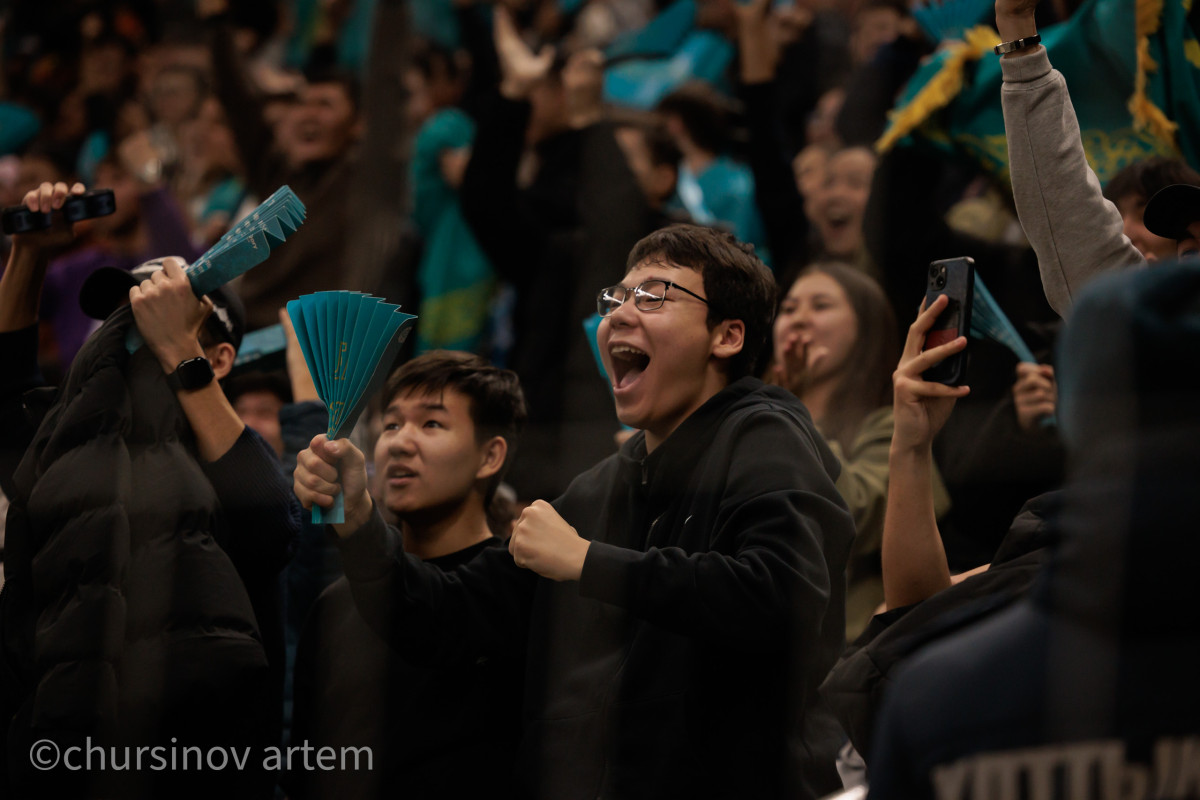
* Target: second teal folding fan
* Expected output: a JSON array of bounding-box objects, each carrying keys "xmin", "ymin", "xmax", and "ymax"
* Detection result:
[
  {"xmin": 287, "ymin": 291, "xmax": 417, "ymax": 524},
  {"xmin": 127, "ymin": 185, "xmax": 306, "ymax": 351}
]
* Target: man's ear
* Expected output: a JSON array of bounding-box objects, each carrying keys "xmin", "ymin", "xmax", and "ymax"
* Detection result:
[
  {"xmin": 710, "ymin": 319, "xmax": 745, "ymax": 362},
  {"xmin": 476, "ymin": 435, "xmax": 509, "ymax": 481},
  {"xmin": 208, "ymin": 342, "xmax": 237, "ymax": 380}
]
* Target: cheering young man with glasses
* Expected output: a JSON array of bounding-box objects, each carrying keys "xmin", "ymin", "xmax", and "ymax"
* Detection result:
[{"xmin": 294, "ymin": 224, "xmax": 854, "ymax": 799}]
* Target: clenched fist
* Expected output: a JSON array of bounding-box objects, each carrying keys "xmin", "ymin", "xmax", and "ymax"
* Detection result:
[{"xmin": 508, "ymin": 500, "xmax": 590, "ymax": 582}]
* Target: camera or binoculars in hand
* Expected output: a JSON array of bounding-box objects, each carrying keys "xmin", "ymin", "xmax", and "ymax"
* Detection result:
[{"xmin": 2, "ymin": 189, "xmax": 116, "ymax": 235}]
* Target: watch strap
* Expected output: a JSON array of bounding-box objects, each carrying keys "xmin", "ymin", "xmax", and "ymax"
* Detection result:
[{"xmin": 994, "ymin": 33, "xmax": 1041, "ymax": 56}]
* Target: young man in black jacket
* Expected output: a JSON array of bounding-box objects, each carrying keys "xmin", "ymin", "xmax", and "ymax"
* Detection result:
[
  {"xmin": 288, "ymin": 351, "xmax": 526, "ymax": 799},
  {"xmin": 295, "ymin": 224, "xmax": 854, "ymax": 799}
]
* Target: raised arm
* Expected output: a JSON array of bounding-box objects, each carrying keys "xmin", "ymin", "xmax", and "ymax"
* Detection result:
[
  {"xmin": 129, "ymin": 257, "xmax": 243, "ymax": 462},
  {"xmin": 0, "ymin": 182, "xmax": 85, "ymax": 332},
  {"xmin": 997, "ymin": 0, "xmax": 1144, "ymax": 316},
  {"xmin": 734, "ymin": 0, "xmax": 808, "ymax": 271},
  {"xmin": 132, "ymin": 261, "xmax": 298, "ymax": 574},
  {"xmin": 201, "ymin": 0, "xmax": 280, "ymax": 198},
  {"xmin": 882, "ymin": 296, "xmax": 970, "ymax": 609},
  {"xmin": 458, "ymin": 7, "xmax": 555, "ymax": 284},
  {"xmin": 341, "ymin": 0, "xmax": 411, "ymax": 295},
  {"xmin": 573, "ymin": 52, "xmax": 661, "ymax": 290},
  {"xmin": 114, "ymin": 131, "xmax": 205, "ymax": 261},
  {"xmin": 0, "ymin": 182, "xmax": 85, "ymax": 495}
]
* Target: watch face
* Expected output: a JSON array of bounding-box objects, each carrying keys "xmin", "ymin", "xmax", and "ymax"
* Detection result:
[{"xmin": 172, "ymin": 357, "xmax": 215, "ymax": 391}]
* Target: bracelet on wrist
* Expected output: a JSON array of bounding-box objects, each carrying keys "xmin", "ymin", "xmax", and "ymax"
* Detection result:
[{"xmin": 994, "ymin": 33, "xmax": 1041, "ymax": 56}]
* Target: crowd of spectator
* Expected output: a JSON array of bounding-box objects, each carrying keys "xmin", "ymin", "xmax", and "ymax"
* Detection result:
[{"xmin": 2, "ymin": 0, "xmax": 1199, "ymax": 796}]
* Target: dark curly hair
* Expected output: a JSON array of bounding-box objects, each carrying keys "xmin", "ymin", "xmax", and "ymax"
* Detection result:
[{"xmin": 626, "ymin": 224, "xmax": 778, "ymax": 380}]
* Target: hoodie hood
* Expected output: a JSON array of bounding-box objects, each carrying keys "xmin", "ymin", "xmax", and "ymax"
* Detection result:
[{"xmin": 617, "ymin": 377, "xmax": 841, "ymax": 499}]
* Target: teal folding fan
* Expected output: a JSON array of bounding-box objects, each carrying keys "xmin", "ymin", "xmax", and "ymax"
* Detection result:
[
  {"xmin": 969, "ymin": 273, "xmax": 1056, "ymax": 427},
  {"xmin": 287, "ymin": 291, "xmax": 417, "ymax": 523},
  {"xmin": 126, "ymin": 185, "xmax": 306, "ymax": 351}
]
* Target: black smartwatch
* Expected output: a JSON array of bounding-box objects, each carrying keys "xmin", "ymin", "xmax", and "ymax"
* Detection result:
[{"xmin": 167, "ymin": 357, "xmax": 215, "ymax": 392}]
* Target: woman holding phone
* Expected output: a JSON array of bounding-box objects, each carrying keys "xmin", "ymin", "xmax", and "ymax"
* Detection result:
[{"xmin": 771, "ymin": 262, "xmax": 950, "ymax": 639}]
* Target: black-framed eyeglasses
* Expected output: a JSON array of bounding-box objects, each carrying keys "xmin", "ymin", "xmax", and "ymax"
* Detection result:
[{"xmin": 596, "ymin": 279, "xmax": 711, "ymax": 317}]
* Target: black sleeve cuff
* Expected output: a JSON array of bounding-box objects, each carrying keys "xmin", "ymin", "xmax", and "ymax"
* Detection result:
[
  {"xmin": 0, "ymin": 325, "xmax": 43, "ymax": 394},
  {"xmin": 578, "ymin": 540, "xmax": 641, "ymax": 606},
  {"xmin": 331, "ymin": 503, "xmax": 402, "ymax": 582},
  {"xmin": 202, "ymin": 427, "xmax": 287, "ymax": 505}
]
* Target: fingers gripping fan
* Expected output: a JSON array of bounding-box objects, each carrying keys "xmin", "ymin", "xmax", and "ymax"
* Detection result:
[
  {"xmin": 287, "ymin": 291, "xmax": 417, "ymax": 524},
  {"xmin": 126, "ymin": 186, "xmax": 307, "ymax": 351}
]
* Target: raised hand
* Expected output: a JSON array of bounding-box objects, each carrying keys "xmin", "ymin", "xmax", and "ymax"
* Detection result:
[
  {"xmin": 494, "ymin": 6, "xmax": 555, "ymax": 101},
  {"xmin": 994, "ymin": 0, "xmax": 1038, "ymax": 42},
  {"xmin": 562, "ymin": 48, "xmax": 604, "ymax": 129},
  {"xmin": 0, "ymin": 182, "xmax": 87, "ymax": 332},
  {"xmin": 773, "ymin": 332, "xmax": 809, "ymax": 396},
  {"xmin": 733, "ymin": 0, "xmax": 779, "ymax": 84},
  {"xmin": 12, "ymin": 181, "xmax": 87, "ymax": 253},
  {"xmin": 129, "ymin": 257, "xmax": 211, "ymax": 372},
  {"xmin": 294, "ymin": 434, "xmax": 373, "ymax": 535},
  {"xmin": 118, "ymin": 130, "xmax": 166, "ymax": 189},
  {"xmin": 1012, "ymin": 362, "xmax": 1056, "ymax": 430},
  {"xmin": 891, "ymin": 295, "xmax": 971, "ymax": 453}
]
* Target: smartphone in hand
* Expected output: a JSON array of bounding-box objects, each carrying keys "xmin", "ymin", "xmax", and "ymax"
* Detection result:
[{"xmin": 922, "ymin": 257, "xmax": 974, "ymax": 386}]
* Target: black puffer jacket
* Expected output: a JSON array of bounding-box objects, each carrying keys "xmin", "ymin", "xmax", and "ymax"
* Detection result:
[{"xmin": 1, "ymin": 306, "xmax": 274, "ymax": 799}]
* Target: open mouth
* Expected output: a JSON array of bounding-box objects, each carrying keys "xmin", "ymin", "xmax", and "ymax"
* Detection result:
[
  {"xmin": 610, "ymin": 344, "xmax": 651, "ymax": 390},
  {"xmin": 295, "ymin": 122, "xmax": 322, "ymax": 143},
  {"xmin": 387, "ymin": 467, "xmax": 418, "ymax": 482},
  {"xmin": 822, "ymin": 210, "xmax": 853, "ymax": 234}
]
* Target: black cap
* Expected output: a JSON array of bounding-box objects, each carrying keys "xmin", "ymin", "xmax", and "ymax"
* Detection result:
[
  {"xmin": 1143, "ymin": 183, "xmax": 1200, "ymax": 241},
  {"xmin": 79, "ymin": 258, "xmax": 245, "ymax": 352}
]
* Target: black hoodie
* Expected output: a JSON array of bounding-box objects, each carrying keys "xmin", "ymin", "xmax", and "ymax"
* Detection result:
[{"xmin": 335, "ymin": 378, "xmax": 855, "ymax": 799}]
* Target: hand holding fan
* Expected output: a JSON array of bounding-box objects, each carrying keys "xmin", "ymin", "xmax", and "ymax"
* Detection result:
[
  {"xmin": 126, "ymin": 185, "xmax": 306, "ymax": 351},
  {"xmin": 969, "ymin": 273, "xmax": 1057, "ymax": 427},
  {"xmin": 287, "ymin": 291, "xmax": 417, "ymax": 523}
]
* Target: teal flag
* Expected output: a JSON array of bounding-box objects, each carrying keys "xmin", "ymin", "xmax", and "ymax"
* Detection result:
[
  {"xmin": 1151, "ymin": 0, "xmax": 1200, "ymax": 170},
  {"xmin": 606, "ymin": 0, "xmax": 696, "ymax": 60},
  {"xmin": 880, "ymin": 0, "xmax": 1200, "ymax": 184},
  {"xmin": 602, "ymin": 0, "xmax": 734, "ymax": 109}
]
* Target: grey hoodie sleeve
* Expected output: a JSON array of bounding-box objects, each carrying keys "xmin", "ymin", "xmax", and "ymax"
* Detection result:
[{"xmin": 1001, "ymin": 46, "xmax": 1145, "ymax": 317}]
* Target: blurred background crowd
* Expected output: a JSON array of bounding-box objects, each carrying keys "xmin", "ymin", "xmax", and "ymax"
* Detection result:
[{"xmin": 1, "ymin": 0, "xmax": 1199, "ymax": 793}]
